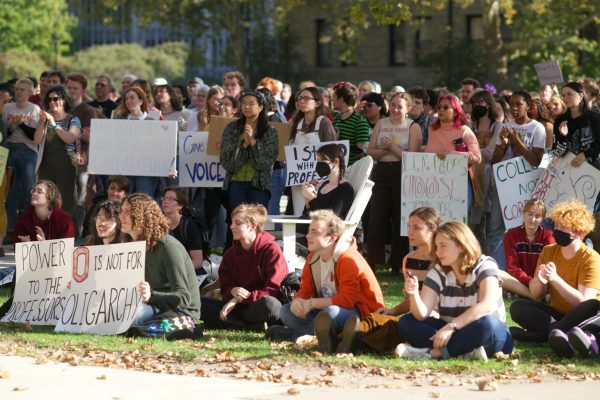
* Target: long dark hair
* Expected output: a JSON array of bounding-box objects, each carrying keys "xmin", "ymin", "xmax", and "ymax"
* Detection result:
[
  {"xmin": 236, "ymin": 91, "xmax": 270, "ymax": 139},
  {"xmin": 469, "ymin": 90, "xmax": 499, "ymax": 122},
  {"xmin": 44, "ymin": 86, "xmax": 73, "ymax": 113},
  {"xmin": 154, "ymin": 84, "xmax": 183, "ymax": 112},
  {"xmin": 289, "ymin": 87, "xmax": 326, "ymax": 143},
  {"xmin": 317, "ymin": 143, "xmax": 346, "ymax": 178},
  {"xmin": 85, "ymin": 200, "xmax": 128, "ymax": 245},
  {"xmin": 562, "ymin": 81, "xmax": 589, "ymax": 117}
]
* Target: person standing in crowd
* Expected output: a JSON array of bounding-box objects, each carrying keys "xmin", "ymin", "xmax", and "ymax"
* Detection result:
[
  {"xmin": 155, "ymin": 84, "xmax": 187, "ymax": 132},
  {"xmin": 131, "ymin": 79, "xmax": 161, "ymax": 116},
  {"xmin": 548, "ymin": 95, "xmax": 566, "ymax": 121},
  {"xmin": 396, "ymin": 221, "xmax": 513, "ymax": 361},
  {"xmin": 84, "ymin": 199, "xmax": 129, "ymax": 246},
  {"xmin": 186, "ymin": 85, "xmax": 208, "ymax": 130},
  {"xmin": 120, "ymin": 74, "xmax": 137, "ymax": 94},
  {"xmin": 407, "ymin": 86, "xmax": 433, "ymax": 147},
  {"xmin": 281, "ymin": 83, "xmax": 292, "ymax": 106},
  {"xmin": 367, "ymin": 92, "xmax": 422, "ymax": 274},
  {"xmin": 289, "ymin": 87, "xmax": 337, "ymax": 145},
  {"xmin": 3, "ymin": 78, "xmax": 41, "ymax": 241},
  {"xmin": 539, "ymin": 84, "xmax": 558, "ymax": 106},
  {"xmin": 122, "ymin": 193, "xmax": 201, "ymax": 325},
  {"xmin": 332, "ymin": 82, "xmax": 370, "ymax": 166},
  {"xmin": 88, "ymin": 75, "xmax": 118, "ymax": 118},
  {"xmin": 220, "ymin": 90, "xmax": 278, "ymax": 212},
  {"xmin": 34, "ymin": 86, "xmax": 82, "ymax": 217},
  {"xmin": 361, "ymin": 92, "xmax": 387, "ymax": 131},
  {"xmin": 460, "ymin": 77, "xmax": 480, "ymax": 115},
  {"xmin": 223, "ymin": 71, "xmax": 245, "ymax": 101},
  {"xmin": 28, "ymin": 71, "xmax": 49, "ymax": 107},
  {"xmin": 193, "ymin": 85, "xmax": 223, "ymax": 131},
  {"xmin": 218, "ymin": 95, "xmax": 238, "ymax": 118},
  {"xmin": 581, "ymin": 78, "xmax": 600, "ymax": 113},
  {"xmin": 202, "ymin": 204, "xmax": 287, "ymax": 331},
  {"xmin": 47, "ymin": 70, "xmax": 65, "ymax": 88},
  {"xmin": 267, "ymin": 210, "xmax": 384, "ymax": 354},
  {"xmin": 510, "ymin": 199, "xmax": 600, "ymax": 344}
]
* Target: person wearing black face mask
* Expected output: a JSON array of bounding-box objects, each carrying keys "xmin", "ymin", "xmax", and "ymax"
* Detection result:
[{"xmin": 509, "ymin": 199, "xmax": 600, "ymax": 346}]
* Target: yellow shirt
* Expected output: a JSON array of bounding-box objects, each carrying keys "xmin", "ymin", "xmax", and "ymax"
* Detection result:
[{"xmin": 537, "ymin": 244, "xmax": 600, "ymax": 314}]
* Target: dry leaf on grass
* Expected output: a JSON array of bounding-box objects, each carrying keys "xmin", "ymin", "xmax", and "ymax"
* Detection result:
[
  {"xmin": 477, "ymin": 378, "xmax": 497, "ymax": 391},
  {"xmin": 288, "ymin": 387, "xmax": 300, "ymax": 395},
  {"xmin": 295, "ymin": 335, "xmax": 317, "ymax": 349},
  {"xmin": 13, "ymin": 386, "xmax": 28, "ymax": 391},
  {"xmin": 430, "ymin": 391, "xmax": 442, "ymax": 398},
  {"xmin": 96, "ymin": 374, "xmax": 107, "ymax": 380},
  {"xmin": 0, "ymin": 369, "xmax": 10, "ymax": 379}
]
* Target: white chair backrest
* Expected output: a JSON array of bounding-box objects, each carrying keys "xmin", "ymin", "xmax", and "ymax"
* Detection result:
[{"xmin": 343, "ymin": 156, "xmax": 373, "ymax": 224}]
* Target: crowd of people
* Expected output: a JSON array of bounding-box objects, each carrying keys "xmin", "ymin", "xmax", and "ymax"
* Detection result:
[{"xmin": 1, "ymin": 68, "xmax": 600, "ymax": 361}]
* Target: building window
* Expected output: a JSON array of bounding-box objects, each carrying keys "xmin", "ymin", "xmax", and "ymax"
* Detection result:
[
  {"xmin": 389, "ymin": 25, "xmax": 406, "ymax": 66},
  {"xmin": 467, "ymin": 15, "xmax": 484, "ymax": 41},
  {"xmin": 316, "ymin": 19, "xmax": 333, "ymax": 67},
  {"xmin": 415, "ymin": 17, "xmax": 433, "ymax": 62}
]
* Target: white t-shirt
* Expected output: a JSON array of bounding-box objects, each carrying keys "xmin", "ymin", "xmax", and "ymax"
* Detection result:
[
  {"xmin": 3, "ymin": 102, "xmax": 41, "ymax": 150},
  {"xmin": 498, "ymin": 120, "xmax": 546, "ymax": 151},
  {"xmin": 318, "ymin": 257, "xmax": 337, "ymax": 298}
]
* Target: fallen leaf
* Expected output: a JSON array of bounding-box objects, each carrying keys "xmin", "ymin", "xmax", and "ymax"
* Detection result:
[
  {"xmin": 295, "ymin": 335, "xmax": 317, "ymax": 349},
  {"xmin": 96, "ymin": 374, "xmax": 107, "ymax": 380},
  {"xmin": 430, "ymin": 392, "xmax": 442, "ymax": 398},
  {"xmin": 288, "ymin": 387, "xmax": 300, "ymax": 395},
  {"xmin": 0, "ymin": 369, "xmax": 10, "ymax": 379},
  {"xmin": 13, "ymin": 386, "xmax": 28, "ymax": 391},
  {"xmin": 477, "ymin": 379, "xmax": 497, "ymax": 391},
  {"xmin": 508, "ymin": 359, "xmax": 519, "ymax": 366}
]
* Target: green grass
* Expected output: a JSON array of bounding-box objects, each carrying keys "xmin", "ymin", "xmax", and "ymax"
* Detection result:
[{"xmin": 1, "ymin": 271, "xmax": 600, "ymax": 376}]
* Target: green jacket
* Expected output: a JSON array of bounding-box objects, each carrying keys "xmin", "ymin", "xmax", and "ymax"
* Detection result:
[{"xmin": 219, "ymin": 121, "xmax": 278, "ymax": 192}]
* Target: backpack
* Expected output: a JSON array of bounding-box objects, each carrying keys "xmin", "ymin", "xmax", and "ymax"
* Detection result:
[
  {"xmin": 125, "ymin": 309, "xmax": 203, "ymax": 340},
  {"xmin": 180, "ymin": 206, "xmax": 211, "ymax": 259},
  {"xmin": 279, "ymin": 271, "xmax": 302, "ymax": 304}
]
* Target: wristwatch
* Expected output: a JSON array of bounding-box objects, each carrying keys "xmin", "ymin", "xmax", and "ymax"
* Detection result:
[{"xmin": 448, "ymin": 322, "xmax": 458, "ymax": 331}]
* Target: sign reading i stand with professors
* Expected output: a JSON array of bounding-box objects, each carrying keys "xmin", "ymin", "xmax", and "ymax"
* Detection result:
[
  {"xmin": 284, "ymin": 140, "xmax": 349, "ymax": 186},
  {"xmin": 178, "ymin": 131, "xmax": 224, "ymax": 187},
  {"xmin": 400, "ymin": 152, "xmax": 468, "ymax": 236}
]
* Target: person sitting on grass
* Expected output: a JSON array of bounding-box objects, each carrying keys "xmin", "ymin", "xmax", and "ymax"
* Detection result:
[
  {"xmin": 500, "ymin": 199, "xmax": 555, "ymax": 299},
  {"xmin": 84, "ymin": 200, "xmax": 129, "ymax": 245},
  {"xmin": 510, "ymin": 199, "xmax": 600, "ymax": 343},
  {"xmin": 82, "ymin": 175, "xmax": 129, "ymax": 239},
  {"xmin": 201, "ymin": 203, "xmax": 288, "ymax": 331},
  {"xmin": 396, "ymin": 221, "xmax": 513, "ymax": 361},
  {"xmin": 266, "ymin": 209, "xmax": 385, "ymax": 354},
  {"xmin": 350, "ymin": 207, "xmax": 442, "ymax": 354}
]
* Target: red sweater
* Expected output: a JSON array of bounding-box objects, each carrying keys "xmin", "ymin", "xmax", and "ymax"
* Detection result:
[
  {"xmin": 14, "ymin": 206, "xmax": 75, "ymax": 243},
  {"xmin": 504, "ymin": 225, "xmax": 555, "ymax": 285},
  {"xmin": 219, "ymin": 231, "xmax": 288, "ymax": 304}
]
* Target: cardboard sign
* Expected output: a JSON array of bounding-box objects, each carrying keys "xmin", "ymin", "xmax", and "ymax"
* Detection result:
[
  {"xmin": 534, "ymin": 60, "xmax": 564, "ymax": 86},
  {"xmin": 0, "ymin": 146, "xmax": 9, "ymax": 184},
  {"xmin": 401, "ymin": 152, "xmax": 469, "ymax": 236},
  {"xmin": 271, "ymin": 121, "xmax": 292, "ymax": 161},
  {"xmin": 55, "ymin": 242, "xmax": 145, "ymax": 335},
  {"xmin": 206, "ymin": 116, "xmax": 237, "ymax": 156},
  {"xmin": 493, "ymin": 156, "xmax": 546, "ymax": 229},
  {"xmin": 284, "ymin": 140, "xmax": 350, "ymax": 186},
  {"xmin": 1, "ymin": 239, "xmax": 75, "ymax": 325},
  {"xmin": 88, "ymin": 119, "xmax": 178, "ymax": 176},
  {"xmin": 532, "ymin": 152, "xmax": 600, "ymax": 212},
  {"xmin": 178, "ymin": 131, "xmax": 224, "ymax": 187}
]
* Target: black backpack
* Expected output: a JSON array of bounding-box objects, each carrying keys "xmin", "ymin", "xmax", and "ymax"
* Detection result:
[
  {"xmin": 180, "ymin": 206, "xmax": 211, "ymax": 259},
  {"xmin": 279, "ymin": 271, "xmax": 302, "ymax": 304}
]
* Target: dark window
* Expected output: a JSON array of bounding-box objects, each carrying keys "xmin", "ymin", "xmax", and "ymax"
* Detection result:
[
  {"xmin": 389, "ymin": 25, "xmax": 406, "ymax": 66},
  {"xmin": 415, "ymin": 17, "xmax": 433, "ymax": 63},
  {"xmin": 316, "ymin": 19, "xmax": 333, "ymax": 67},
  {"xmin": 467, "ymin": 15, "xmax": 484, "ymax": 41}
]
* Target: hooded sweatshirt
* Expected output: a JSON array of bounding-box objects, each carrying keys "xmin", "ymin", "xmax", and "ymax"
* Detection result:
[
  {"xmin": 219, "ymin": 231, "xmax": 288, "ymax": 304},
  {"xmin": 13, "ymin": 205, "xmax": 75, "ymax": 243},
  {"xmin": 296, "ymin": 235, "xmax": 385, "ymax": 318}
]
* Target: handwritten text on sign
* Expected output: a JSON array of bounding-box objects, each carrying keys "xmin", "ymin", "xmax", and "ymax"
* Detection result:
[
  {"xmin": 178, "ymin": 131, "xmax": 224, "ymax": 187},
  {"xmin": 532, "ymin": 152, "xmax": 600, "ymax": 212},
  {"xmin": 284, "ymin": 140, "xmax": 349, "ymax": 186},
  {"xmin": 400, "ymin": 152, "xmax": 468, "ymax": 236},
  {"xmin": 88, "ymin": 119, "xmax": 177, "ymax": 176},
  {"xmin": 493, "ymin": 156, "xmax": 545, "ymax": 229},
  {"xmin": 55, "ymin": 241, "xmax": 145, "ymax": 335},
  {"xmin": 1, "ymin": 239, "xmax": 75, "ymax": 325}
]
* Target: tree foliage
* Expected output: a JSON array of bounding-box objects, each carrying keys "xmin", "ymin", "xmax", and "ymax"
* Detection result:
[{"xmin": 0, "ymin": 49, "xmax": 49, "ymax": 81}]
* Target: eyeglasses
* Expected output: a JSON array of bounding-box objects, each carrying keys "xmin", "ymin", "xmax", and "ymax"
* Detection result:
[
  {"xmin": 31, "ymin": 188, "xmax": 46, "ymax": 194},
  {"xmin": 48, "ymin": 96, "xmax": 61, "ymax": 102},
  {"xmin": 297, "ymin": 96, "xmax": 315, "ymax": 102},
  {"xmin": 436, "ymin": 104, "xmax": 452, "ymax": 111},
  {"xmin": 162, "ymin": 196, "xmax": 178, "ymax": 202},
  {"xmin": 95, "ymin": 82, "xmax": 107, "ymax": 87},
  {"xmin": 561, "ymin": 92, "xmax": 578, "ymax": 99}
]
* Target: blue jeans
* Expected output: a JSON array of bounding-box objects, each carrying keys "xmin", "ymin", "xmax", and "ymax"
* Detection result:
[
  {"xmin": 268, "ymin": 167, "xmax": 286, "ymax": 215},
  {"xmin": 131, "ymin": 302, "xmax": 160, "ymax": 326},
  {"xmin": 228, "ymin": 181, "xmax": 270, "ymax": 211},
  {"xmin": 279, "ymin": 303, "xmax": 360, "ymax": 339},
  {"xmin": 397, "ymin": 314, "xmax": 514, "ymax": 358},
  {"xmin": 6, "ymin": 143, "xmax": 38, "ymax": 231},
  {"xmin": 128, "ymin": 176, "xmax": 160, "ymax": 198},
  {"xmin": 486, "ymin": 186, "xmax": 506, "ymax": 270}
]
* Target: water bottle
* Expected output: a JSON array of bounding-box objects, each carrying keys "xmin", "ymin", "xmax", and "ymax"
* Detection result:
[{"xmin": 454, "ymin": 138, "xmax": 468, "ymax": 152}]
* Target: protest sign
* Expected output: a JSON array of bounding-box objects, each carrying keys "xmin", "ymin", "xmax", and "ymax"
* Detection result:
[
  {"xmin": 0, "ymin": 146, "xmax": 8, "ymax": 184},
  {"xmin": 2, "ymin": 239, "xmax": 74, "ymax": 325},
  {"xmin": 284, "ymin": 140, "xmax": 349, "ymax": 186},
  {"xmin": 178, "ymin": 131, "xmax": 224, "ymax": 187},
  {"xmin": 206, "ymin": 116, "xmax": 237, "ymax": 156},
  {"xmin": 55, "ymin": 241, "xmax": 145, "ymax": 335},
  {"xmin": 493, "ymin": 156, "xmax": 546, "ymax": 229},
  {"xmin": 532, "ymin": 152, "xmax": 600, "ymax": 212},
  {"xmin": 534, "ymin": 60, "xmax": 564, "ymax": 86},
  {"xmin": 88, "ymin": 119, "xmax": 177, "ymax": 176},
  {"xmin": 271, "ymin": 121, "xmax": 292, "ymax": 161},
  {"xmin": 401, "ymin": 152, "xmax": 468, "ymax": 236}
]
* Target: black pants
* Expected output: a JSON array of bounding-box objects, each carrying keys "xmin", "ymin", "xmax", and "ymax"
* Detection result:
[
  {"xmin": 570, "ymin": 299, "xmax": 600, "ymax": 339},
  {"xmin": 201, "ymin": 296, "xmax": 282, "ymax": 330}
]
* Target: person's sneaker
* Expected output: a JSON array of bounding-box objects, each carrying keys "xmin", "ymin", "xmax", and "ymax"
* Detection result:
[
  {"xmin": 568, "ymin": 327, "xmax": 599, "ymax": 358},
  {"xmin": 394, "ymin": 343, "xmax": 431, "ymax": 359},
  {"xmin": 336, "ymin": 314, "xmax": 360, "ymax": 354},
  {"xmin": 265, "ymin": 325, "xmax": 294, "ymax": 342},
  {"xmin": 461, "ymin": 346, "xmax": 489, "ymax": 362},
  {"xmin": 509, "ymin": 326, "xmax": 546, "ymax": 343},
  {"xmin": 314, "ymin": 311, "xmax": 337, "ymax": 354},
  {"xmin": 548, "ymin": 329, "xmax": 574, "ymax": 358}
]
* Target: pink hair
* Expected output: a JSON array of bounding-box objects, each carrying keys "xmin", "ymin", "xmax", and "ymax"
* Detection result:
[{"xmin": 430, "ymin": 95, "xmax": 468, "ymax": 130}]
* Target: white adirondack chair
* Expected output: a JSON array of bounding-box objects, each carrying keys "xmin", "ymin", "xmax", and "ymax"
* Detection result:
[{"xmin": 269, "ymin": 156, "xmax": 374, "ymax": 271}]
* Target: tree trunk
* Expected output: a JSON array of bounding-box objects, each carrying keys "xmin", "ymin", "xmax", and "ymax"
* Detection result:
[{"xmin": 482, "ymin": 0, "xmax": 508, "ymax": 87}]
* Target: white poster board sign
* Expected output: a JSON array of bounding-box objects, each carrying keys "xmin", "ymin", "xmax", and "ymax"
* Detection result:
[
  {"xmin": 88, "ymin": 119, "xmax": 177, "ymax": 176},
  {"xmin": 178, "ymin": 131, "xmax": 224, "ymax": 187},
  {"xmin": 534, "ymin": 60, "xmax": 564, "ymax": 86},
  {"xmin": 0, "ymin": 146, "xmax": 9, "ymax": 184},
  {"xmin": 1, "ymin": 239, "xmax": 74, "ymax": 325},
  {"xmin": 401, "ymin": 152, "xmax": 468, "ymax": 236},
  {"xmin": 532, "ymin": 152, "xmax": 600, "ymax": 212},
  {"xmin": 55, "ymin": 242, "xmax": 146, "ymax": 335},
  {"xmin": 493, "ymin": 156, "xmax": 546, "ymax": 229},
  {"xmin": 284, "ymin": 140, "xmax": 349, "ymax": 186}
]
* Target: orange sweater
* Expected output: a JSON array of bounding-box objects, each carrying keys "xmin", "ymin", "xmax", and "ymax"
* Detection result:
[{"xmin": 296, "ymin": 247, "xmax": 385, "ymax": 318}]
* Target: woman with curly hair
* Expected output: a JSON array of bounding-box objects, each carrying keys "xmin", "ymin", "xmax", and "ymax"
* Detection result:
[{"xmin": 121, "ymin": 193, "xmax": 201, "ymax": 324}]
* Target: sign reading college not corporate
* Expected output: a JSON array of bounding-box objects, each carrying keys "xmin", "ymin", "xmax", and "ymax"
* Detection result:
[
  {"xmin": 3, "ymin": 239, "xmax": 146, "ymax": 336},
  {"xmin": 284, "ymin": 140, "xmax": 350, "ymax": 186},
  {"xmin": 88, "ymin": 119, "xmax": 177, "ymax": 176},
  {"xmin": 178, "ymin": 131, "xmax": 224, "ymax": 187},
  {"xmin": 400, "ymin": 152, "xmax": 468, "ymax": 236}
]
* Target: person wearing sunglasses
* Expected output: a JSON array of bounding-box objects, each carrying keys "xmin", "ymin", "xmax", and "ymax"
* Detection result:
[{"xmin": 34, "ymin": 86, "xmax": 82, "ymax": 218}]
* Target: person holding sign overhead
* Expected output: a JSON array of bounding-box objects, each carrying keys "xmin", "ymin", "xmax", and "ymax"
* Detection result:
[
  {"xmin": 220, "ymin": 90, "xmax": 278, "ymax": 212},
  {"xmin": 367, "ymin": 92, "xmax": 422, "ymax": 274}
]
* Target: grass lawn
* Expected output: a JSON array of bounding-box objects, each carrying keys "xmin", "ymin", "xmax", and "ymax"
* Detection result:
[{"xmin": 1, "ymin": 270, "xmax": 599, "ymax": 379}]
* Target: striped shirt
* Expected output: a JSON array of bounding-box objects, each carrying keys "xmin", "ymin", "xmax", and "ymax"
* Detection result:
[
  {"xmin": 47, "ymin": 116, "xmax": 82, "ymax": 153},
  {"xmin": 424, "ymin": 255, "xmax": 506, "ymax": 323},
  {"xmin": 333, "ymin": 112, "xmax": 370, "ymax": 165}
]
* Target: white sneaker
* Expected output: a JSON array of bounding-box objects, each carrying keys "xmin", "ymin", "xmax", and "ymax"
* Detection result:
[
  {"xmin": 394, "ymin": 344, "xmax": 431, "ymax": 359},
  {"xmin": 461, "ymin": 346, "xmax": 488, "ymax": 362}
]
